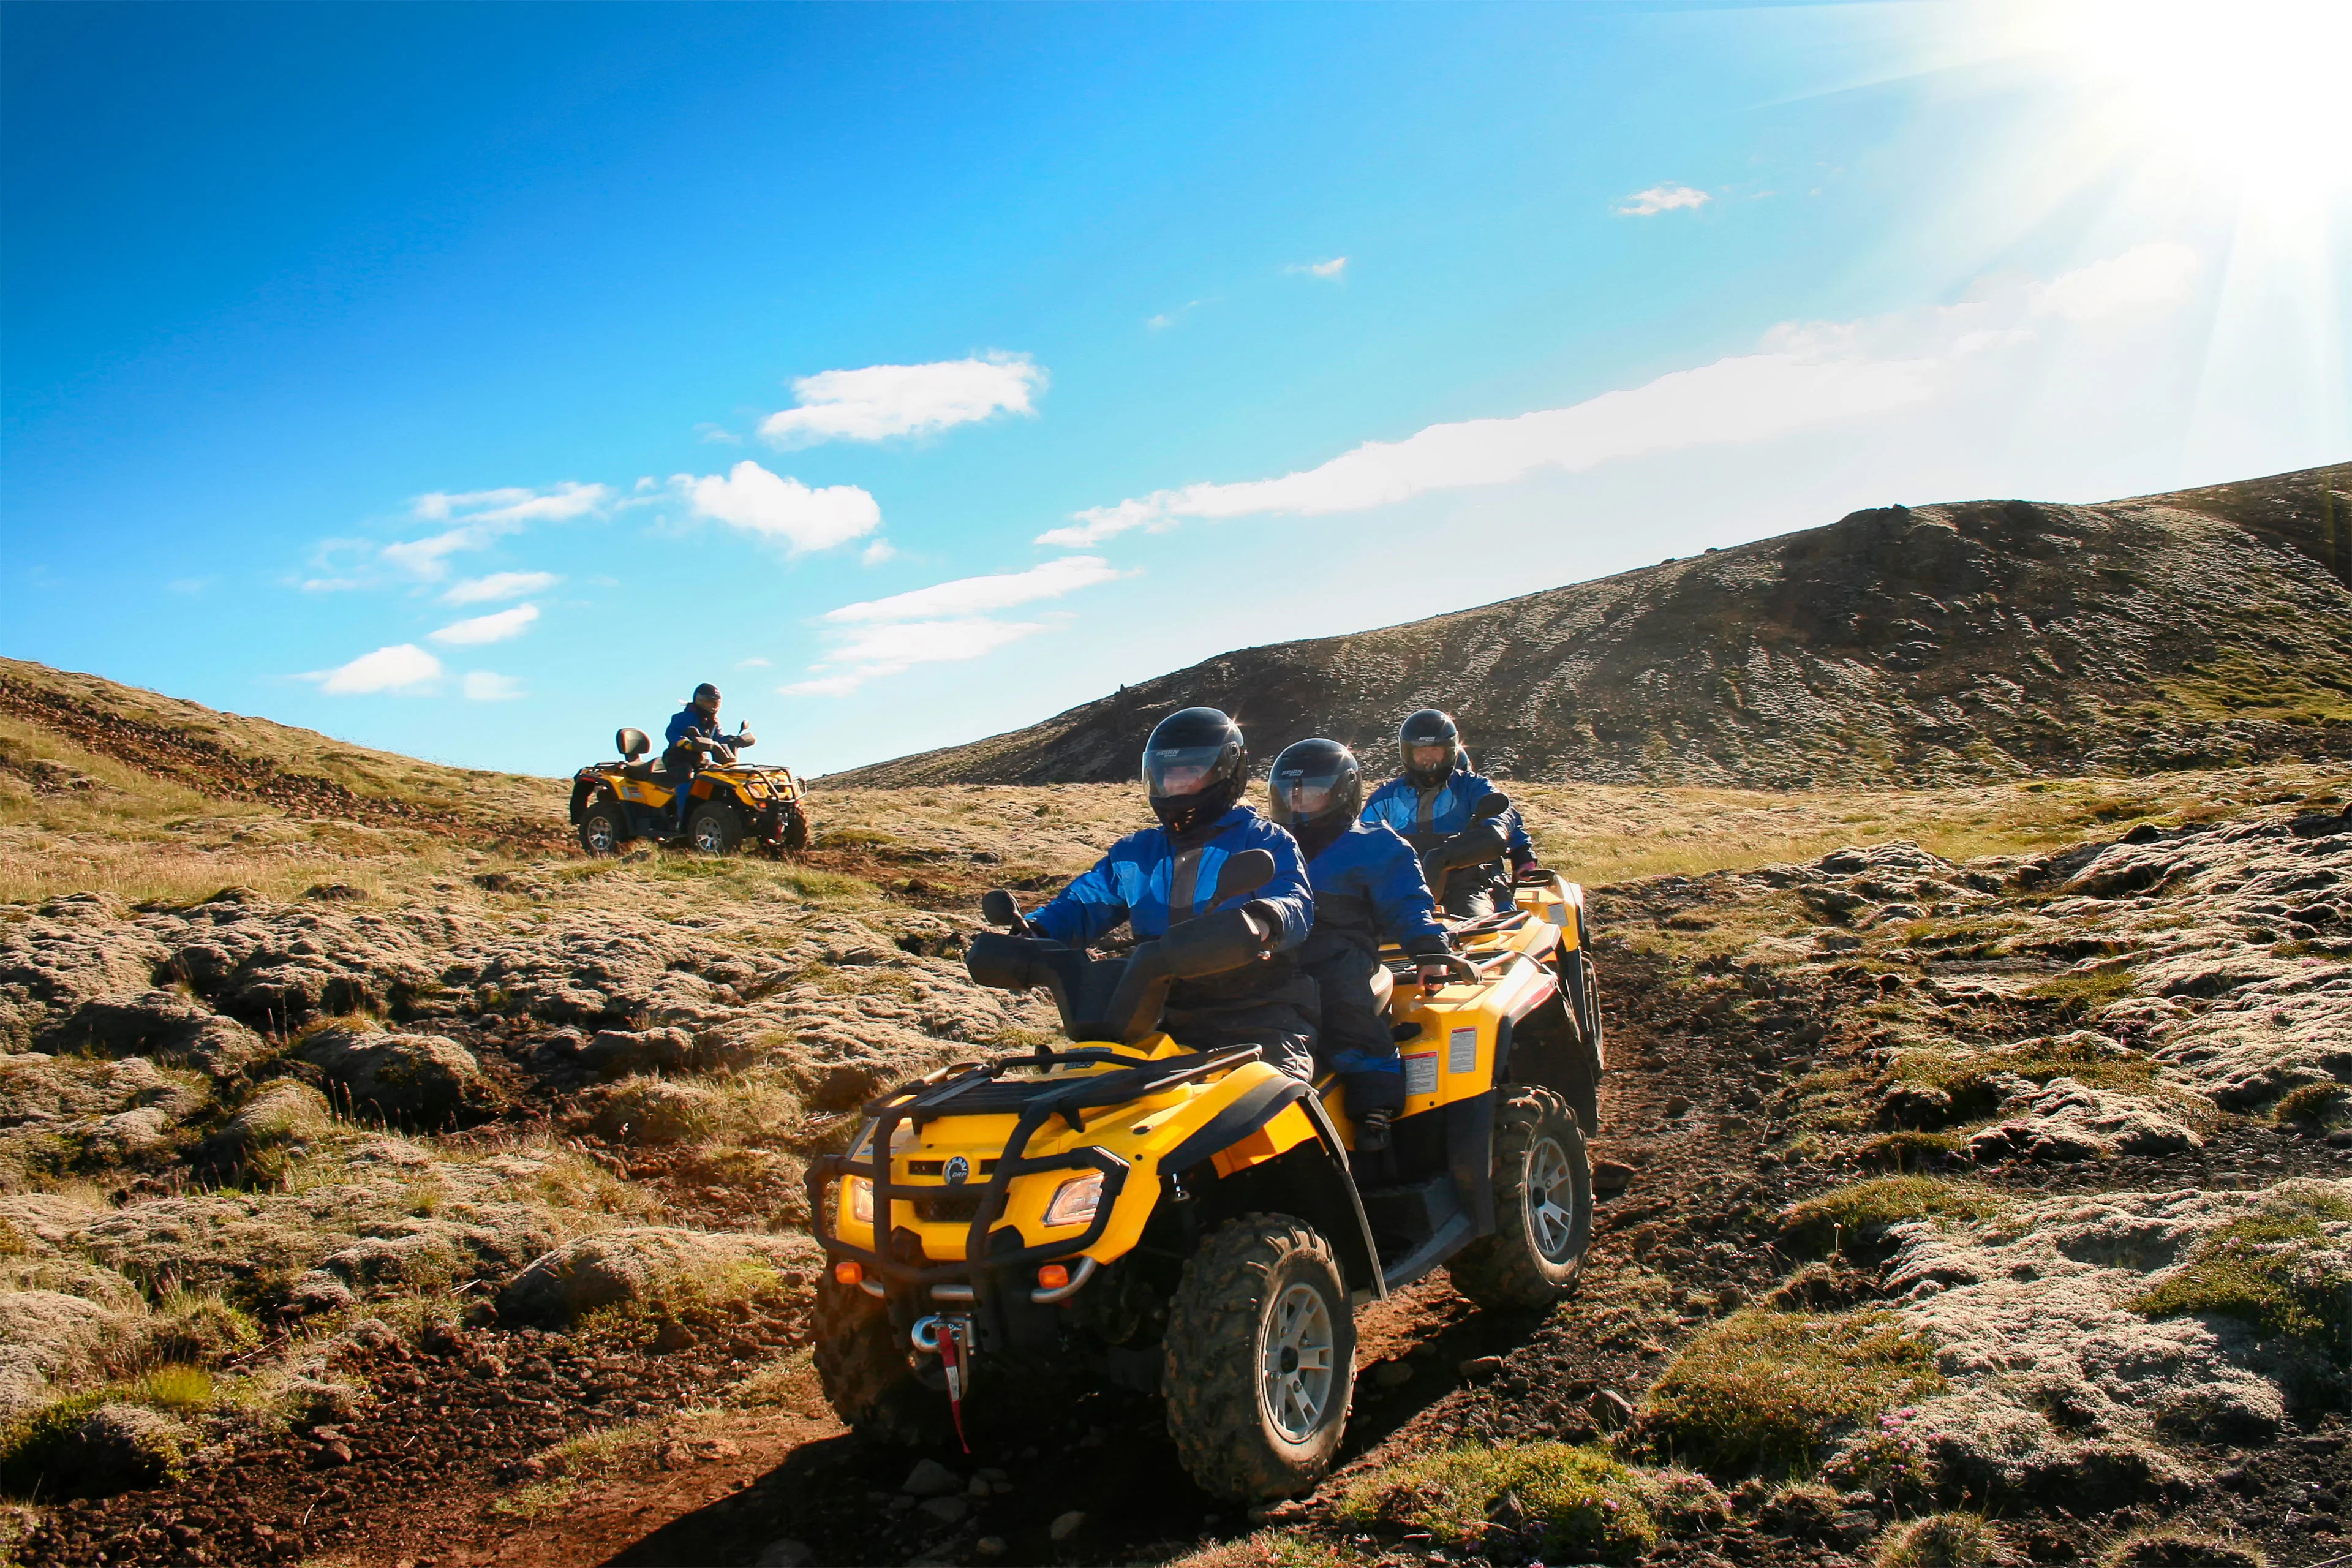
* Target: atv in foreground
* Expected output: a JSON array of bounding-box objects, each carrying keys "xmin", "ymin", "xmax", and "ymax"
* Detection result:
[
  {"xmin": 806, "ymin": 829, "xmax": 1605, "ymax": 1501},
  {"xmin": 567, "ymin": 726, "xmax": 810, "ymax": 858}
]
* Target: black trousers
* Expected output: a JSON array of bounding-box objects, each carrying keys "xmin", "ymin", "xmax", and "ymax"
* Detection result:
[
  {"xmin": 1298, "ymin": 937, "xmax": 1407, "ymax": 1117},
  {"xmin": 1161, "ymin": 974, "xmax": 1319, "ymax": 1085}
]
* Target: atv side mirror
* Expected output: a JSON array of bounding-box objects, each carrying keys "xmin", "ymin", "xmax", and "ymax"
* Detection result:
[
  {"xmin": 1213, "ymin": 848, "xmax": 1276, "ymax": 905},
  {"xmin": 616, "ymin": 728, "xmax": 652, "ymax": 761},
  {"xmin": 980, "ymin": 889, "xmax": 1025, "ymax": 930},
  {"xmin": 1472, "ymin": 791, "xmax": 1510, "ymax": 822}
]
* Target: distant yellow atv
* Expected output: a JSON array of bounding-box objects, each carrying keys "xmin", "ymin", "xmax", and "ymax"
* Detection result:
[
  {"xmin": 567, "ymin": 726, "xmax": 810, "ymax": 858},
  {"xmin": 806, "ymin": 830, "xmax": 1605, "ymax": 1501}
]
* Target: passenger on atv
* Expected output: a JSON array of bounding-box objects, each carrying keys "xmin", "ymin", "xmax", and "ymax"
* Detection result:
[
  {"xmin": 1267, "ymin": 737, "xmax": 1453, "ymax": 1154},
  {"xmin": 663, "ymin": 681, "xmax": 750, "ymax": 834},
  {"xmin": 1361, "ymin": 707, "xmax": 1545, "ymax": 918},
  {"xmin": 1025, "ymin": 707, "xmax": 1320, "ymax": 1077}
]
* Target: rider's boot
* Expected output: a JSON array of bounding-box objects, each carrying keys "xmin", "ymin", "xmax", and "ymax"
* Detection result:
[{"xmin": 1355, "ymin": 1106, "xmax": 1393, "ymax": 1154}]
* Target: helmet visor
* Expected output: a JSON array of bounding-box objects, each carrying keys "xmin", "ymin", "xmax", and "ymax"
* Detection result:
[
  {"xmin": 1144, "ymin": 744, "xmax": 1229, "ymax": 797},
  {"xmin": 1273, "ymin": 772, "xmax": 1342, "ymax": 818},
  {"xmin": 1409, "ymin": 744, "xmax": 1451, "ymax": 772}
]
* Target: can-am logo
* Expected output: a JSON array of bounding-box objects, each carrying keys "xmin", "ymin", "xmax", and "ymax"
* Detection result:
[{"xmin": 944, "ymin": 1156, "xmax": 970, "ymax": 1186}]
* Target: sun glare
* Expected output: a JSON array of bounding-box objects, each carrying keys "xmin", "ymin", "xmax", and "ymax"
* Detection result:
[{"xmin": 2026, "ymin": 0, "xmax": 2352, "ymax": 209}]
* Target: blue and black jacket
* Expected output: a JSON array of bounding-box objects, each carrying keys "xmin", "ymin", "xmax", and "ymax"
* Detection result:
[
  {"xmin": 1030, "ymin": 805, "xmax": 1316, "ymax": 1008},
  {"xmin": 665, "ymin": 705, "xmax": 723, "ymax": 755},
  {"xmin": 1301, "ymin": 821, "xmax": 1450, "ymax": 962},
  {"xmin": 1360, "ymin": 769, "xmax": 1532, "ymax": 859}
]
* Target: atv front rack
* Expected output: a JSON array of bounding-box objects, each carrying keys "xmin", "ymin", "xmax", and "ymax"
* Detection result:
[{"xmin": 808, "ymin": 1043, "xmax": 1264, "ymax": 1289}]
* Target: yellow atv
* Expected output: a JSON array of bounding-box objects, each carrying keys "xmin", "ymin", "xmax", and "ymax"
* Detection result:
[
  {"xmin": 805, "ymin": 829, "xmax": 1604, "ymax": 1501},
  {"xmin": 567, "ymin": 726, "xmax": 810, "ymax": 858}
]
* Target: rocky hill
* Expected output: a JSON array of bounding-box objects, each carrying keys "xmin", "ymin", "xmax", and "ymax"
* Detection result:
[{"xmin": 829, "ymin": 464, "xmax": 2352, "ymax": 790}]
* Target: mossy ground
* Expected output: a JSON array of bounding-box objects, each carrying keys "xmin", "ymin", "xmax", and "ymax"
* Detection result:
[
  {"xmin": 1334, "ymin": 1443, "xmax": 1657, "ymax": 1560},
  {"xmin": 1633, "ymin": 1307, "xmax": 1945, "ymax": 1476},
  {"xmin": 1779, "ymin": 1177, "xmax": 2009, "ymax": 1256},
  {"xmin": 2128, "ymin": 1189, "xmax": 2352, "ymax": 1360}
]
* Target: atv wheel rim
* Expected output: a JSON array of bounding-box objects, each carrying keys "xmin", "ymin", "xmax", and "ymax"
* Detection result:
[
  {"xmin": 1259, "ymin": 1283, "xmax": 1336, "ymax": 1443},
  {"xmin": 692, "ymin": 816, "xmax": 726, "ymax": 853},
  {"xmin": 584, "ymin": 819, "xmax": 617, "ymax": 853},
  {"xmin": 1527, "ymin": 1135, "xmax": 1578, "ymax": 1261}
]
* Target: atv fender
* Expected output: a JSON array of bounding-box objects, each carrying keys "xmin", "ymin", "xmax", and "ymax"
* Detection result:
[
  {"xmin": 568, "ymin": 777, "xmax": 596, "ymax": 826},
  {"xmin": 1163, "ymin": 1077, "xmax": 1385, "ymax": 1300}
]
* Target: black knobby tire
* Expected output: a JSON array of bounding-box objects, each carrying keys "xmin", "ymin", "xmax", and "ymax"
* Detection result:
[
  {"xmin": 782, "ymin": 803, "xmax": 810, "ymax": 852},
  {"xmin": 1163, "ymin": 1213, "xmax": 1355, "ymax": 1502},
  {"xmin": 688, "ymin": 801, "xmax": 744, "ymax": 855},
  {"xmin": 577, "ymin": 794, "xmax": 628, "ymax": 858},
  {"xmin": 1447, "ymin": 1086, "xmax": 1593, "ymax": 1311},
  {"xmin": 810, "ymin": 1276, "xmax": 949, "ymax": 1447}
]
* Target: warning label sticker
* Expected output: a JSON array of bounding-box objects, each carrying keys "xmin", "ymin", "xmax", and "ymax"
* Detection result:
[
  {"xmin": 1403, "ymin": 1051, "xmax": 1439, "ymax": 1096},
  {"xmin": 1449, "ymin": 1027, "xmax": 1479, "ymax": 1074}
]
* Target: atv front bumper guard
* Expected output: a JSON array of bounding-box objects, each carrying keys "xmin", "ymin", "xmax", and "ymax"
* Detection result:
[{"xmin": 808, "ymin": 1042, "xmax": 1265, "ymax": 1295}]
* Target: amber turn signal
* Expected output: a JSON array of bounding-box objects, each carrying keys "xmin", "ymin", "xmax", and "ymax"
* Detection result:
[
  {"xmin": 1036, "ymin": 1264, "xmax": 1071, "ymax": 1291},
  {"xmin": 834, "ymin": 1260, "xmax": 863, "ymax": 1286}
]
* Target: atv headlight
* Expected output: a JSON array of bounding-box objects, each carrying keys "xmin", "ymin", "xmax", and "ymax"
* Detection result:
[
  {"xmin": 1043, "ymin": 1172, "xmax": 1104, "ymax": 1228},
  {"xmin": 844, "ymin": 1175, "xmax": 875, "ymax": 1226}
]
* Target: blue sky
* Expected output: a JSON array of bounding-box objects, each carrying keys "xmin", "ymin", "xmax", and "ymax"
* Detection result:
[{"xmin": 4, "ymin": 1, "xmax": 2346, "ymax": 778}]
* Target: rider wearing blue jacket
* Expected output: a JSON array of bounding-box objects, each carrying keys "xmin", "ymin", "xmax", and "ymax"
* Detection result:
[
  {"xmin": 1269, "ymin": 738, "xmax": 1453, "ymax": 1152},
  {"xmin": 663, "ymin": 682, "xmax": 730, "ymax": 833},
  {"xmin": 1028, "ymin": 708, "xmax": 1320, "ymax": 1080},
  {"xmin": 1360, "ymin": 709, "xmax": 1540, "ymax": 918}
]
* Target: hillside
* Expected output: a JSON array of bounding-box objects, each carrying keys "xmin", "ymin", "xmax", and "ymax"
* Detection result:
[
  {"xmin": 829, "ymin": 463, "xmax": 2352, "ymax": 790},
  {"xmin": 0, "ymin": 646, "xmax": 2346, "ymax": 1567}
]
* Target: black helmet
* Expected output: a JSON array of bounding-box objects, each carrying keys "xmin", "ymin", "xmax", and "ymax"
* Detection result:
[
  {"xmin": 1267, "ymin": 739, "xmax": 1362, "ymax": 838},
  {"xmin": 1399, "ymin": 708, "xmax": 1460, "ymax": 788},
  {"xmin": 1141, "ymin": 707, "xmax": 1246, "ymax": 835},
  {"xmin": 693, "ymin": 682, "xmax": 722, "ymax": 705}
]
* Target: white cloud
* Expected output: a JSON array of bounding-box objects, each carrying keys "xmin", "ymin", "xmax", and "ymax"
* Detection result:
[
  {"xmin": 311, "ymin": 644, "xmax": 442, "ymax": 696},
  {"xmin": 784, "ymin": 557, "xmax": 1124, "ymax": 694},
  {"xmin": 736, "ymin": 657, "xmax": 772, "ymax": 669},
  {"xmin": 461, "ymin": 671, "xmax": 526, "ymax": 701},
  {"xmin": 674, "ymin": 461, "xmax": 881, "ymax": 553},
  {"xmin": 1286, "ymin": 257, "xmax": 1348, "ymax": 280},
  {"xmin": 758, "ymin": 353, "xmax": 1046, "ymax": 445},
  {"xmin": 442, "ymin": 570, "xmax": 559, "ymax": 606},
  {"xmin": 429, "ymin": 604, "xmax": 540, "ymax": 646},
  {"xmin": 861, "ymin": 538, "xmax": 899, "ymax": 567},
  {"xmin": 382, "ymin": 482, "xmax": 611, "ymax": 580},
  {"xmin": 695, "ymin": 424, "xmax": 743, "ymax": 445},
  {"xmin": 300, "ymin": 578, "xmax": 362, "ymax": 594},
  {"xmin": 783, "ymin": 617, "xmax": 1053, "ymax": 696},
  {"xmin": 2028, "ymin": 241, "xmax": 2200, "ymax": 320},
  {"xmin": 1038, "ymin": 245, "xmax": 2203, "ymax": 548},
  {"xmin": 824, "ymin": 556, "xmax": 1126, "ymax": 624},
  {"xmin": 1617, "ymin": 184, "xmax": 1711, "ymax": 216}
]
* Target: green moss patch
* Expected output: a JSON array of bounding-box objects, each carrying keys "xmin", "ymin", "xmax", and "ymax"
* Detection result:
[
  {"xmin": 1780, "ymin": 1178, "xmax": 2008, "ymax": 1256},
  {"xmin": 2273, "ymin": 1082, "xmax": 2349, "ymax": 1128},
  {"xmin": 2128, "ymin": 1189, "xmax": 2352, "ymax": 1361},
  {"xmin": 1335, "ymin": 1444, "xmax": 1657, "ymax": 1560},
  {"xmin": 1877, "ymin": 1512, "xmax": 2005, "ymax": 1568},
  {"xmin": 1634, "ymin": 1308, "xmax": 1945, "ymax": 1476},
  {"xmin": 2025, "ymin": 968, "xmax": 2137, "ymax": 1017}
]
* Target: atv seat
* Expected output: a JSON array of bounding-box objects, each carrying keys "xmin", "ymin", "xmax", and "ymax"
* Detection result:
[{"xmin": 620, "ymin": 759, "xmax": 665, "ymax": 782}]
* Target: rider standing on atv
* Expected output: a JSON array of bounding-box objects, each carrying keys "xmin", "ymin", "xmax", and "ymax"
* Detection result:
[
  {"xmin": 664, "ymin": 682, "xmax": 732, "ymax": 834},
  {"xmin": 1360, "ymin": 709, "xmax": 1542, "ymax": 918},
  {"xmin": 1027, "ymin": 707, "xmax": 1321, "ymax": 1080},
  {"xmin": 1268, "ymin": 738, "xmax": 1453, "ymax": 1152}
]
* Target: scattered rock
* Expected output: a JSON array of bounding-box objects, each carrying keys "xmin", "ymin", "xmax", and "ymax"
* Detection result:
[
  {"xmin": 1049, "ymin": 1510, "xmax": 1086, "ymax": 1541},
  {"xmin": 902, "ymin": 1457, "xmax": 963, "ymax": 1497}
]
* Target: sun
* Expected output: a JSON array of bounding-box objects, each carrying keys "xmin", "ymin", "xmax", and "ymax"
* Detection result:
[{"xmin": 2017, "ymin": 0, "xmax": 2352, "ymax": 211}]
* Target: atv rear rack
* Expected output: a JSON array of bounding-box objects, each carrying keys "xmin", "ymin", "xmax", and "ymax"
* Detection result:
[{"xmin": 809, "ymin": 1044, "xmax": 1264, "ymax": 1290}]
